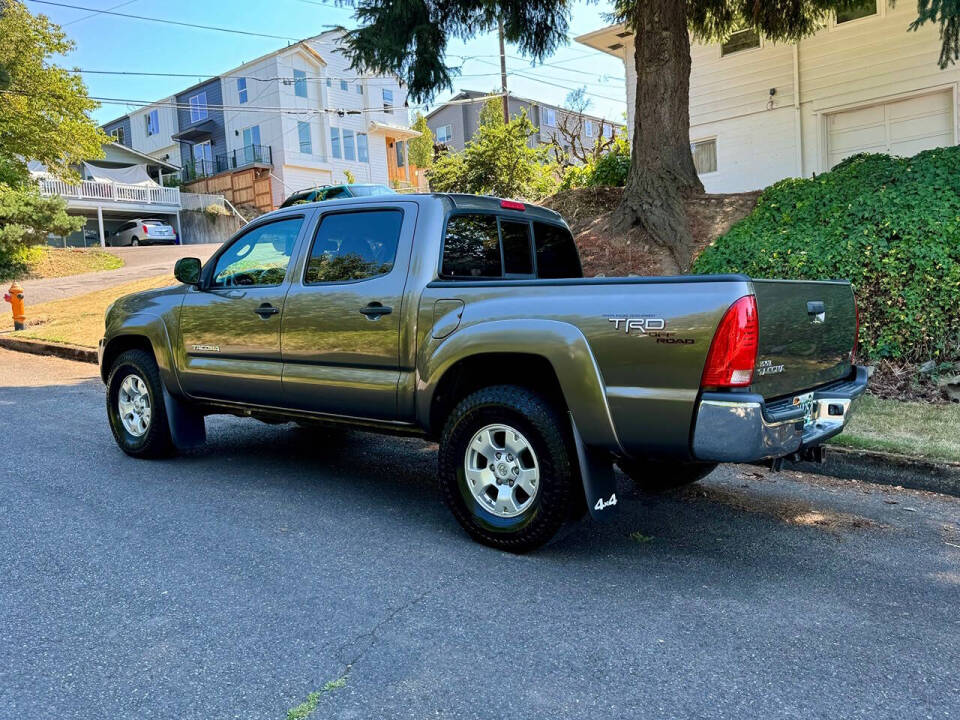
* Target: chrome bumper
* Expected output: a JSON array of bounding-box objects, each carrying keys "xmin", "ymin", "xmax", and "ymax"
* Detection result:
[{"xmin": 692, "ymin": 366, "xmax": 868, "ymax": 463}]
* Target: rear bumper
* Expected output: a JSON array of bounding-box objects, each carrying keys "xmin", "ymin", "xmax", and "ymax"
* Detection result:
[{"xmin": 691, "ymin": 366, "xmax": 868, "ymax": 463}]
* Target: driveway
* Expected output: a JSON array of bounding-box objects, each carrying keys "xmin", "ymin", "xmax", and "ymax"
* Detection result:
[
  {"xmin": 23, "ymin": 244, "xmax": 221, "ymax": 305},
  {"xmin": 1, "ymin": 349, "xmax": 958, "ymax": 719}
]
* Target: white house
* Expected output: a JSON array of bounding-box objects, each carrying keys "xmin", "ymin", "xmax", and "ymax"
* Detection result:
[
  {"xmin": 577, "ymin": 0, "xmax": 960, "ymax": 193},
  {"xmin": 103, "ymin": 30, "xmax": 419, "ymax": 211}
]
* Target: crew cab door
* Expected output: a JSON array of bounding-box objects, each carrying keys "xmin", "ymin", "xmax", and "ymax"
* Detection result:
[
  {"xmin": 280, "ymin": 204, "xmax": 417, "ymax": 419},
  {"xmin": 177, "ymin": 213, "xmax": 310, "ymax": 404}
]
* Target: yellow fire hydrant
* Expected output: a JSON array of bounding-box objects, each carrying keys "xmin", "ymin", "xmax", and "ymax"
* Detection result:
[{"xmin": 4, "ymin": 282, "xmax": 25, "ymax": 331}]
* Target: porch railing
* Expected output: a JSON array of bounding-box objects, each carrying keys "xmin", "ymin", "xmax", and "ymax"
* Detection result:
[
  {"xmin": 36, "ymin": 176, "xmax": 181, "ymax": 207},
  {"xmin": 181, "ymin": 144, "xmax": 273, "ymax": 182}
]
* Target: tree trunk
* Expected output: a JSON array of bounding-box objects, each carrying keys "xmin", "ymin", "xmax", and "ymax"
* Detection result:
[{"xmin": 613, "ymin": 0, "xmax": 703, "ymax": 272}]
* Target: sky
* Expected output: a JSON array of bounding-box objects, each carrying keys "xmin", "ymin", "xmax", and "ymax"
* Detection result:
[{"xmin": 28, "ymin": 0, "xmax": 628, "ymax": 126}]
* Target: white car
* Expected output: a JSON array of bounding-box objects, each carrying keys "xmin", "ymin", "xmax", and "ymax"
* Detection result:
[{"xmin": 109, "ymin": 219, "xmax": 178, "ymax": 247}]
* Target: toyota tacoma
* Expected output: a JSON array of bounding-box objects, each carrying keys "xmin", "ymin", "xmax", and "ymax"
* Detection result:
[{"xmin": 100, "ymin": 194, "xmax": 866, "ymax": 551}]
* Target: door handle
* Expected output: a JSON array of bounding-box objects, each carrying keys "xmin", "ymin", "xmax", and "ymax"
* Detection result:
[
  {"xmin": 254, "ymin": 303, "xmax": 280, "ymax": 319},
  {"xmin": 360, "ymin": 302, "xmax": 393, "ymax": 319}
]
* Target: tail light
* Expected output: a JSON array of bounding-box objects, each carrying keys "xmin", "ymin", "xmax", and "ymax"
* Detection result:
[
  {"xmin": 142, "ymin": 224, "xmax": 149, "ymax": 234},
  {"xmin": 851, "ymin": 293, "xmax": 859, "ymax": 363},
  {"xmin": 500, "ymin": 199, "xmax": 525, "ymax": 210},
  {"xmin": 701, "ymin": 295, "xmax": 759, "ymax": 388}
]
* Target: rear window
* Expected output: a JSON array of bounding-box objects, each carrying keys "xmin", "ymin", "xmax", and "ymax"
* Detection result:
[
  {"xmin": 142, "ymin": 220, "xmax": 166, "ymax": 226},
  {"xmin": 533, "ymin": 222, "xmax": 582, "ymax": 279},
  {"xmin": 441, "ymin": 215, "xmax": 502, "ymax": 278},
  {"xmin": 441, "ymin": 214, "xmax": 580, "ymax": 279}
]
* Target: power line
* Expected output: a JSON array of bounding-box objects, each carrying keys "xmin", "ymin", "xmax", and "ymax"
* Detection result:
[
  {"xmin": 1, "ymin": 88, "xmax": 505, "ymax": 117},
  {"xmin": 25, "ymin": 0, "xmax": 302, "ymax": 41},
  {"xmin": 62, "ymin": 0, "xmax": 138, "ymax": 26}
]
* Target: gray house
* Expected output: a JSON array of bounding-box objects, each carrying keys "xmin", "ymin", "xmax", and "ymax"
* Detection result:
[{"xmin": 425, "ymin": 89, "xmax": 625, "ymax": 162}]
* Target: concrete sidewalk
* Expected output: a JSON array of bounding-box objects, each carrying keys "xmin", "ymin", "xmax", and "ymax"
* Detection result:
[{"xmin": 23, "ymin": 244, "xmax": 220, "ymax": 304}]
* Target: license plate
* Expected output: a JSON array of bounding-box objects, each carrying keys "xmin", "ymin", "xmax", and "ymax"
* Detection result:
[{"xmin": 794, "ymin": 392, "xmax": 816, "ymax": 429}]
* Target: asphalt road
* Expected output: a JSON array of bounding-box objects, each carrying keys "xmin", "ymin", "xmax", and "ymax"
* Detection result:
[
  {"xmin": 23, "ymin": 244, "xmax": 220, "ymax": 304},
  {"xmin": 1, "ymin": 348, "xmax": 958, "ymax": 719}
]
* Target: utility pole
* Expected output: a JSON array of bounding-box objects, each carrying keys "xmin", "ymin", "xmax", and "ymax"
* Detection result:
[{"xmin": 498, "ymin": 17, "xmax": 509, "ymax": 124}]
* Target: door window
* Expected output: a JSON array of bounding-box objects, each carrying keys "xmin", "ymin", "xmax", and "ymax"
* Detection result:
[
  {"xmin": 211, "ymin": 217, "xmax": 303, "ymax": 288},
  {"xmin": 305, "ymin": 210, "xmax": 403, "ymax": 284}
]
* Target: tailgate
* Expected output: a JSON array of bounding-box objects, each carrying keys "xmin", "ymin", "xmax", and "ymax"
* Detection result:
[{"xmin": 750, "ymin": 279, "xmax": 856, "ymax": 399}]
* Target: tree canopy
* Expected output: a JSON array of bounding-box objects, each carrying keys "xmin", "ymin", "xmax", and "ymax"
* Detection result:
[{"xmin": 0, "ymin": 1, "xmax": 107, "ymax": 186}]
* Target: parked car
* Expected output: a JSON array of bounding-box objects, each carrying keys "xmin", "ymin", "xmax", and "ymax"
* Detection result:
[
  {"xmin": 99, "ymin": 194, "xmax": 866, "ymax": 552},
  {"xmin": 279, "ymin": 183, "xmax": 395, "ymax": 208},
  {"xmin": 108, "ymin": 219, "xmax": 177, "ymax": 247}
]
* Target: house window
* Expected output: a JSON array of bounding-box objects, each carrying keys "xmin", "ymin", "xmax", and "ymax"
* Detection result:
[
  {"xmin": 836, "ymin": 0, "xmax": 877, "ymax": 23},
  {"xmin": 721, "ymin": 28, "xmax": 761, "ymax": 56},
  {"xmin": 326, "ymin": 78, "xmax": 331, "ymax": 87},
  {"xmin": 383, "ymin": 88, "xmax": 394, "ymax": 114},
  {"xmin": 436, "ymin": 124, "xmax": 453, "ymax": 143},
  {"xmin": 110, "ymin": 126, "xmax": 125, "ymax": 144},
  {"xmin": 330, "ymin": 127, "xmax": 341, "ymax": 159},
  {"xmin": 691, "ymin": 138, "xmax": 717, "ymax": 174},
  {"xmin": 145, "ymin": 110, "xmax": 159, "ymax": 136},
  {"xmin": 543, "ymin": 108, "xmax": 556, "ymax": 127},
  {"xmin": 294, "ymin": 69, "xmax": 308, "ymax": 98},
  {"xmin": 356, "ymin": 83, "xmax": 363, "ymax": 95},
  {"xmin": 189, "ymin": 92, "xmax": 208, "ymax": 123},
  {"xmin": 585, "ymin": 119, "xmax": 594, "ymax": 138},
  {"xmin": 342, "ymin": 128, "xmax": 356, "ymax": 161},
  {"xmin": 395, "ymin": 139, "xmax": 405, "ymax": 168},
  {"xmin": 297, "ymin": 121, "xmax": 312, "ymax": 154},
  {"xmin": 237, "ymin": 77, "xmax": 247, "ymax": 104},
  {"xmin": 356, "ymin": 132, "xmax": 369, "ymax": 162},
  {"xmin": 340, "ymin": 79, "xmax": 349, "ymax": 91}
]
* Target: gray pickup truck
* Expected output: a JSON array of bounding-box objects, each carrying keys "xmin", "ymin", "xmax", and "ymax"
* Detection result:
[{"xmin": 100, "ymin": 194, "xmax": 866, "ymax": 551}]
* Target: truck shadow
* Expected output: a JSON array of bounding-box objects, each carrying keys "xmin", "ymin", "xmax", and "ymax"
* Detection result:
[{"xmin": 180, "ymin": 417, "xmax": 890, "ymax": 557}]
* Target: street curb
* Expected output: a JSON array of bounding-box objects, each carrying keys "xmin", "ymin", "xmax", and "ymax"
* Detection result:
[
  {"xmin": 786, "ymin": 446, "xmax": 960, "ymax": 498},
  {"xmin": 0, "ymin": 335, "xmax": 97, "ymax": 364}
]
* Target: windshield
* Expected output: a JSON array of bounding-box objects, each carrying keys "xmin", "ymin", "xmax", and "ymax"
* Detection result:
[{"xmin": 349, "ymin": 185, "xmax": 395, "ymax": 197}]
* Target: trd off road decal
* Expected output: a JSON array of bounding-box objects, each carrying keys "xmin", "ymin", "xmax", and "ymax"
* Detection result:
[{"xmin": 607, "ymin": 316, "xmax": 695, "ymax": 344}]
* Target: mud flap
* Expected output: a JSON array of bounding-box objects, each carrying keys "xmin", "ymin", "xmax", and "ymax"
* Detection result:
[
  {"xmin": 163, "ymin": 386, "xmax": 206, "ymax": 450},
  {"xmin": 569, "ymin": 412, "xmax": 618, "ymax": 522}
]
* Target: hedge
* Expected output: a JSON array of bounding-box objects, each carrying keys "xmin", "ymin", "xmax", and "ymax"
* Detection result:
[{"xmin": 694, "ymin": 148, "xmax": 960, "ymax": 364}]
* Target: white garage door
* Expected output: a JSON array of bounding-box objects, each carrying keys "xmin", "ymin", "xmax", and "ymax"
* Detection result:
[{"xmin": 827, "ymin": 91, "xmax": 955, "ymax": 168}]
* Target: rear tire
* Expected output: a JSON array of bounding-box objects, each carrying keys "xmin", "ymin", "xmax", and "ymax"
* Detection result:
[
  {"xmin": 130, "ymin": 237, "xmax": 140, "ymax": 247},
  {"xmin": 106, "ymin": 349, "xmax": 174, "ymax": 458},
  {"xmin": 617, "ymin": 459, "xmax": 717, "ymax": 492},
  {"xmin": 438, "ymin": 385, "xmax": 578, "ymax": 553}
]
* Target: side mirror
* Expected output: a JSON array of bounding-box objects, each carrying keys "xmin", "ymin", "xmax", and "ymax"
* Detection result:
[{"xmin": 174, "ymin": 257, "xmax": 202, "ymax": 286}]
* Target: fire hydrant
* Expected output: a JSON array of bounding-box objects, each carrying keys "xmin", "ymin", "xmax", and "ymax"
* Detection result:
[{"xmin": 4, "ymin": 282, "xmax": 25, "ymax": 331}]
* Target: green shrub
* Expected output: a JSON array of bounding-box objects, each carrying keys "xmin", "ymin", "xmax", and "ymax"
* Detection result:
[
  {"xmin": 560, "ymin": 135, "xmax": 631, "ymax": 190},
  {"xmin": 694, "ymin": 149, "xmax": 960, "ymax": 363}
]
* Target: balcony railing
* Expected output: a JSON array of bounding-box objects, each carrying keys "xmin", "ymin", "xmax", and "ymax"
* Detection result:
[
  {"xmin": 181, "ymin": 144, "xmax": 273, "ymax": 182},
  {"xmin": 36, "ymin": 176, "xmax": 181, "ymax": 207}
]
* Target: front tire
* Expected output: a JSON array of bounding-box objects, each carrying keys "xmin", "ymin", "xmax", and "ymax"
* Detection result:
[
  {"xmin": 617, "ymin": 459, "xmax": 717, "ymax": 492},
  {"xmin": 438, "ymin": 385, "xmax": 578, "ymax": 552},
  {"xmin": 106, "ymin": 349, "xmax": 174, "ymax": 458}
]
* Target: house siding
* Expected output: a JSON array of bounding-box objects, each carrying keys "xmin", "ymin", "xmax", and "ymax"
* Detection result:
[
  {"xmin": 606, "ymin": 1, "xmax": 958, "ymax": 192},
  {"xmin": 175, "ymin": 78, "xmax": 227, "ymax": 170},
  {"xmin": 102, "ymin": 116, "xmax": 132, "ymax": 148}
]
